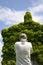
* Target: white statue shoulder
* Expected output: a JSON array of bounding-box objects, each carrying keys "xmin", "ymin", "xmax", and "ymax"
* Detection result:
[
  {"xmin": 14, "ymin": 42, "xmax": 21, "ymax": 49},
  {"xmin": 27, "ymin": 42, "xmax": 32, "ymax": 49}
]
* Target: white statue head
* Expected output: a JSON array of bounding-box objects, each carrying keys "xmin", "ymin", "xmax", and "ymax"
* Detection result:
[{"xmin": 19, "ymin": 33, "xmax": 27, "ymax": 42}]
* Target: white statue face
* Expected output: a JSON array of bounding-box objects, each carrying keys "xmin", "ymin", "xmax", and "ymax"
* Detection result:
[
  {"xmin": 19, "ymin": 33, "xmax": 27, "ymax": 42},
  {"xmin": 20, "ymin": 38, "xmax": 27, "ymax": 42}
]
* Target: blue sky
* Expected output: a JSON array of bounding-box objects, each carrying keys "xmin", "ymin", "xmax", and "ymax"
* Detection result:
[
  {"xmin": 0, "ymin": 0, "xmax": 39, "ymax": 10},
  {"xmin": 0, "ymin": 0, "xmax": 43, "ymax": 65}
]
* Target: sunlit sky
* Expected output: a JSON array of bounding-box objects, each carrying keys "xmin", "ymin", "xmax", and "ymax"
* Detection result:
[{"xmin": 0, "ymin": 0, "xmax": 43, "ymax": 65}]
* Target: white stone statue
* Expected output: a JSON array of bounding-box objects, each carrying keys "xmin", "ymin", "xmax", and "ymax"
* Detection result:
[{"xmin": 14, "ymin": 33, "xmax": 33, "ymax": 65}]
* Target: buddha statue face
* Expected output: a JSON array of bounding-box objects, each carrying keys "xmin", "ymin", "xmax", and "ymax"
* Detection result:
[{"xmin": 19, "ymin": 33, "xmax": 27, "ymax": 42}]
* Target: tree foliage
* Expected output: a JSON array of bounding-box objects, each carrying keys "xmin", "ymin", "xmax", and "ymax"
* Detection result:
[{"xmin": 1, "ymin": 11, "xmax": 43, "ymax": 65}]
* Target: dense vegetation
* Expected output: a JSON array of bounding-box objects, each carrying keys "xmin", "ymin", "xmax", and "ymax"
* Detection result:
[{"xmin": 1, "ymin": 12, "xmax": 43, "ymax": 65}]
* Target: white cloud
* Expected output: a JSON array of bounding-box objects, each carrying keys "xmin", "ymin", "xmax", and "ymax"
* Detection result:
[
  {"xmin": 0, "ymin": 42, "xmax": 3, "ymax": 52},
  {"xmin": 0, "ymin": 7, "xmax": 26, "ymax": 25},
  {"xmin": 28, "ymin": 4, "xmax": 43, "ymax": 24},
  {"xmin": 0, "ymin": 5, "xmax": 43, "ymax": 26},
  {"xmin": 0, "ymin": 33, "xmax": 2, "ymax": 40},
  {"xmin": 0, "ymin": 42, "xmax": 3, "ymax": 65},
  {"xmin": 29, "ymin": 4, "xmax": 43, "ymax": 12}
]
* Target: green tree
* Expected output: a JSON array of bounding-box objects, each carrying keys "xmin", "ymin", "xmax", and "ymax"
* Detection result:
[{"xmin": 1, "ymin": 11, "xmax": 43, "ymax": 65}]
